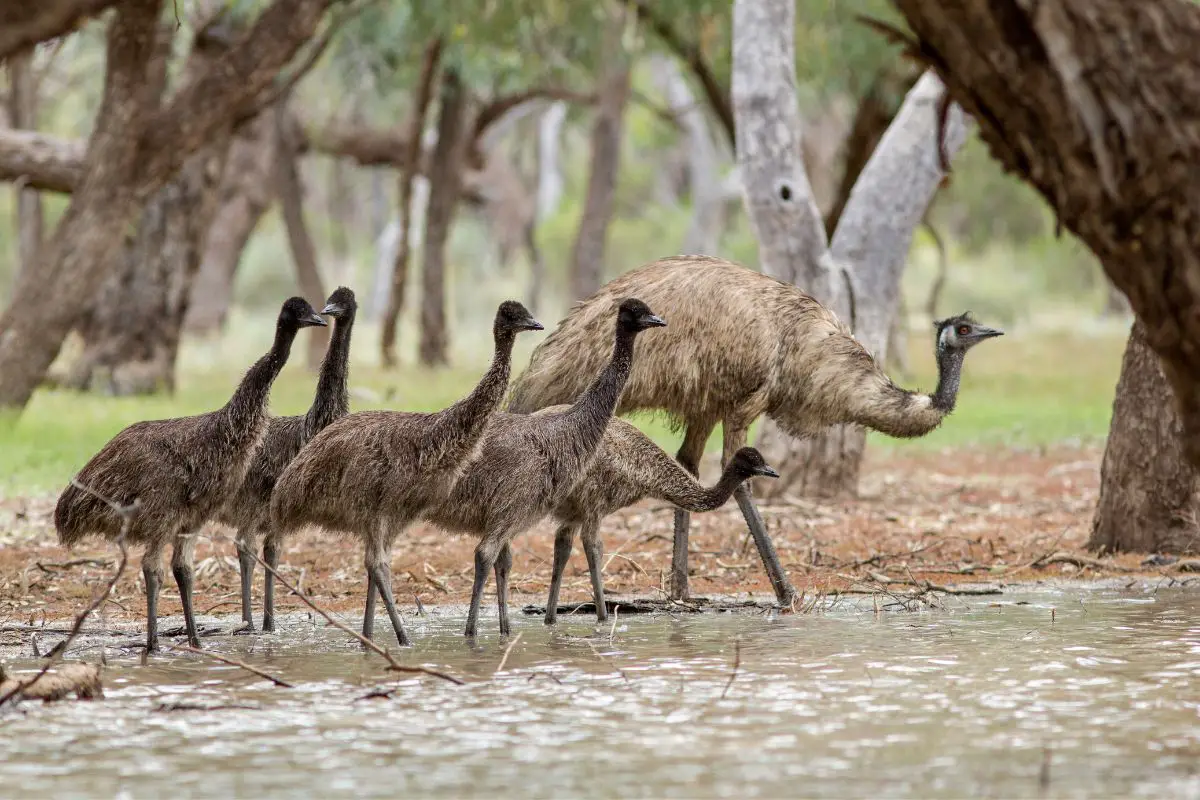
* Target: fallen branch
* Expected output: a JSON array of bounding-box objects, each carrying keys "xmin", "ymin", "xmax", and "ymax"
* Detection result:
[
  {"xmin": 494, "ymin": 632, "xmax": 524, "ymax": 675},
  {"xmin": 0, "ymin": 662, "xmax": 103, "ymax": 702},
  {"xmin": 1032, "ymin": 552, "xmax": 1132, "ymax": 573},
  {"xmin": 166, "ymin": 644, "xmax": 294, "ymax": 688},
  {"xmin": 0, "ymin": 481, "xmax": 138, "ymax": 709}
]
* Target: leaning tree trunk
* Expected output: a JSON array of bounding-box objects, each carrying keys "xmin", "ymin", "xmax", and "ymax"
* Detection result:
[
  {"xmin": 381, "ymin": 37, "xmax": 442, "ymax": 368},
  {"xmin": 418, "ymin": 68, "xmax": 472, "ymax": 367},
  {"xmin": 1089, "ymin": 323, "xmax": 1200, "ymax": 555},
  {"xmin": 7, "ymin": 50, "xmax": 43, "ymax": 284},
  {"xmin": 568, "ymin": 12, "xmax": 632, "ymax": 301},
  {"xmin": 274, "ymin": 102, "xmax": 328, "ymax": 370},
  {"xmin": 66, "ymin": 141, "xmax": 231, "ymax": 394}
]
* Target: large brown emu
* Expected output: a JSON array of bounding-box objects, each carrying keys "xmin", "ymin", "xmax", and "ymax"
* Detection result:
[
  {"xmin": 538, "ymin": 409, "xmax": 779, "ymax": 624},
  {"xmin": 507, "ymin": 256, "xmax": 1003, "ymax": 604},
  {"xmin": 218, "ymin": 287, "xmax": 357, "ymax": 633},
  {"xmin": 399, "ymin": 299, "xmax": 668, "ymax": 640},
  {"xmin": 268, "ymin": 300, "xmax": 544, "ymax": 643},
  {"xmin": 54, "ymin": 297, "xmax": 327, "ymax": 652}
]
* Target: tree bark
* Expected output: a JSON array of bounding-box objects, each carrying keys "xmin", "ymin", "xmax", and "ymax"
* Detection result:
[
  {"xmin": 381, "ymin": 37, "xmax": 441, "ymax": 368},
  {"xmin": 418, "ymin": 68, "xmax": 471, "ymax": 367},
  {"xmin": 274, "ymin": 103, "xmax": 328, "ymax": 370},
  {"xmin": 568, "ymin": 15, "xmax": 632, "ymax": 301},
  {"xmin": 7, "ymin": 50, "xmax": 43, "ymax": 285},
  {"xmin": 0, "ymin": 0, "xmax": 339, "ymax": 417},
  {"xmin": 1089, "ymin": 322, "xmax": 1200, "ymax": 555},
  {"xmin": 0, "ymin": 0, "xmax": 121, "ymax": 61},
  {"xmin": 184, "ymin": 111, "xmax": 278, "ymax": 334},
  {"xmin": 891, "ymin": 0, "xmax": 1200, "ymax": 469}
]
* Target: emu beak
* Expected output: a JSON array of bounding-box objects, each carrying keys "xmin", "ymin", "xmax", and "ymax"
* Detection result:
[
  {"xmin": 305, "ymin": 312, "xmax": 328, "ymax": 327},
  {"xmin": 321, "ymin": 302, "xmax": 343, "ymax": 316},
  {"xmin": 644, "ymin": 314, "xmax": 667, "ymax": 328},
  {"xmin": 521, "ymin": 319, "xmax": 545, "ymax": 332},
  {"xmin": 976, "ymin": 325, "xmax": 1004, "ymax": 339},
  {"xmin": 757, "ymin": 465, "xmax": 781, "ymax": 479}
]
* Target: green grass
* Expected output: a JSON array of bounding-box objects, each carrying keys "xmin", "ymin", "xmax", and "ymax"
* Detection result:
[{"xmin": 0, "ymin": 315, "xmax": 1127, "ymax": 497}]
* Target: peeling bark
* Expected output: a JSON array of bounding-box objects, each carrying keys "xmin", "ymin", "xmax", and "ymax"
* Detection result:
[{"xmin": 1090, "ymin": 322, "xmax": 1200, "ymax": 555}]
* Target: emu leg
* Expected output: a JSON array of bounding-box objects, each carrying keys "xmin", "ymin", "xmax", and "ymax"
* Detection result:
[
  {"xmin": 171, "ymin": 535, "xmax": 201, "ymax": 649},
  {"xmin": 143, "ymin": 550, "xmax": 165, "ymax": 654},
  {"xmin": 671, "ymin": 421, "xmax": 713, "ymax": 600},
  {"xmin": 362, "ymin": 574, "xmax": 377, "ymax": 640},
  {"xmin": 580, "ymin": 519, "xmax": 607, "ymax": 623},
  {"xmin": 262, "ymin": 539, "xmax": 280, "ymax": 633},
  {"xmin": 367, "ymin": 563, "xmax": 410, "ymax": 647},
  {"xmin": 494, "ymin": 543, "xmax": 513, "ymax": 637},
  {"xmin": 466, "ymin": 538, "xmax": 502, "ymax": 638},
  {"xmin": 724, "ymin": 423, "xmax": 797, "ymax": 606},
  {"xmin": 234, "ymin": 532, "xmax": 258, "ymax": 634},
  {"xmin": 545, "ymin": 524, "xmax": 576, "ymax": 625}
]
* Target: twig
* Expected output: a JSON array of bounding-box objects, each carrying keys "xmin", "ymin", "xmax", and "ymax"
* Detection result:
[
  {"xmin": 720, "ymin": 638, "xmax": 742, "ymax": 700},
  {"xmin": 36, "ymin": 558, "xmax": 112, "ymax": 573},
  {"xmin": 0, "ymin": 482, "xmax": 139, "ymax": 709},
  {"xmin": 495, "ymin": 632, "xmax": 524, "ymax": 675},
  {"xmin": 166, "ymin": 645, "xmax": 294, "ymax": 688},
  {"xmin": 235, "ymin": 542, "xmax": 464, "ymax": 685},
  {"xmin": 608, "ymin": 605, "xmax": 620, "ymax": 642}
]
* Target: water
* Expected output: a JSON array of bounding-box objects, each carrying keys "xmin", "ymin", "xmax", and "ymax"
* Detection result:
[{"xmin": 2, "ymin": 587, "xmax": 1199, "ymax": 798}]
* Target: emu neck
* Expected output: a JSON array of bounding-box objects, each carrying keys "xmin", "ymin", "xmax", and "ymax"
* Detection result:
[
  {"xmin": 306, "ymin": 312, "xmax": 355, "ymax": 432},
  {"xmin": 692, "ymin": 467, "xmax": 748, "ymax": 512},
  {"xmin": 567, "ymin": 326, "xmax": 638, "ymax": 445},
  {"xmin": 226, "ymin": 322, "xmax": 297, "ymax": 433},
  {"xmin": 440, "ymin": 328, "xmax": 518, "ymax": 434},
  {"xmin": 930, "ymin": 345, "xmax": 966, "ymax": 413}
]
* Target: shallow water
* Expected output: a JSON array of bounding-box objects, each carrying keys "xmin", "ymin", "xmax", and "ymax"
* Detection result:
[{"xmin": 3, "ymin": 587, "xmax": 1199, "ymax": 798}]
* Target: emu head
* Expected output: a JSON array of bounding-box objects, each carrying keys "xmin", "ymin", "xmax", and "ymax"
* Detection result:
[
  {"xmin": 321, "ymin": 286, "xmax": 357, "ymax": 319},
  {"xmin": 728, "ymin": 447, "xmax": 780, "ymax": 480},
  {"xmin": 934, "ymin": 312, "xmax": 1003, "ymax": 354},
  {"xmin": 615, "ymin": 298, "xmax": 667, "ymax": 333},
  {"xmin": 494, "ymin": 300, "xmax": 544, "ymax": 333},
  {"xmin": 280, "ymin": 297, "xmax": 328, "ymax": 330}
]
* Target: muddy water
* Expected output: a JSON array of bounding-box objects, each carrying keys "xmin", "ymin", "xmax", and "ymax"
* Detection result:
[{"xmin": 2, "ymin": 587, "xmax": 1199, "ymax": 798}]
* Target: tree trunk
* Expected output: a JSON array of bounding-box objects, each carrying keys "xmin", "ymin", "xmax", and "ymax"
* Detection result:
[
  {"xmin": 892, "ymin": 0, "xmax": 1200, "ymax": 469},
  {"xmin": 185, "ymin": 111, "xmax": 277, "ymax": 334},
  {"xmin": 568, "ymin": 14, "xmax": 632, "ymax": 301},
  {"xmin": 418, "ymin": 68, "xmax": 471, "ymax": 367},
  {"xmin": 536, "ymin": 101, "xmax": 567, "ymax": 221},
  {"xmin": 7, "ymin": 50, "xmax": 43, "ymax": 284},
  {"xmin": 274, "ymin": 103, "xmax": 328, "ymax": 370},
  {"xmin": 381, "ymin": 37, "xmax": 441, "ymax": 368},
  {"xmin": 0, "ymin": 0, "xmax": 167, "ymax": 415},
  {"xmin": 1089, "ymin": 322, "xmax": 1200, "ymax": 555},
  {"xmin": 66, "ymin": 142, "xmax": 231, "ymax": 394}
]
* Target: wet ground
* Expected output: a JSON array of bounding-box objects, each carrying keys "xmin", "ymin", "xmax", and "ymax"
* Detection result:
[{"xmin": 2, "ymin": 584, "xmax": 1199, "ymax": 798}]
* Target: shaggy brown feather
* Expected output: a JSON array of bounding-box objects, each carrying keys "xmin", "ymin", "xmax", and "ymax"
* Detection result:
[
  {"xmin": 411, "ymin": 299, "xmax": 668, "ymax": 639},
  {"xmin": 539, "ymin": 407, "xmax": 779, "ymax": 624},
  {"xmin": 507, "ymin": 256, "xmax": 1002, "ymax": 601},
  {"xmin": 266, "ymin": 300, "xmax": 543, "ymax": 643},
  {"xmin": 53, "ymin": 297, "xmax": 327, "ymax": 652},
  {"xmin": 217, "ymin": 287, "xmax": 357, "ymax": 632}
]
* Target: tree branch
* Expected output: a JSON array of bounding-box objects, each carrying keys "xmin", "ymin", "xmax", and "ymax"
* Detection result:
[
  {"xmin": 0, "ymin": 0, "xmax": 120, "ymax": 61},
  {"xmin": 472, "ymin": 87, "xmax": 597, "ymax": 144}
]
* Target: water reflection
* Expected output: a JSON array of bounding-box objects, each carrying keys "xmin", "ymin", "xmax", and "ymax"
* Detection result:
[{"xmin": 2, "ymin": 588, "xmax": 1199, "ymax": 798}]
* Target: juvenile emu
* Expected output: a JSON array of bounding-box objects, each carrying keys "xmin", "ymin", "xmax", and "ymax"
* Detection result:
[
  {"xmin": 507, "ymin": 256, "xmax": 1003, "ymax": 603},
  {"xmin": 55, "ymin": 297, "xmax": 327, "ymax": 652},
  {"xmin": 268, "ymin": 300, "xmax": 543, "ymax": 643},
  {"xmin": 219, "ymin": 287, "xmax": 356, "ymax": 633},
  {"xmin": 407, "ymin": 299, "xmax": 667, "ymax": 639},
  {"xmin": 538, "ymin": 408, "xmax": 780, "ymax": 624}
]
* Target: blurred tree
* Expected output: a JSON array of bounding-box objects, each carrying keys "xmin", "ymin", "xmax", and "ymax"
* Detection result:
[
  {"xmin": 7, "ymin": 50, "xmax": 44, "ymax": 284},
  {"xmin": 893, "ymin": 1, "xmax": 1200, "ymax": 551},
  {"xmin": 0, "ymin": 0, "xmax": 121, "ymax": 60}
]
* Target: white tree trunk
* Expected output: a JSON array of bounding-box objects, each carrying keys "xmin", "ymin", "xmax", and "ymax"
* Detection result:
[
  {"xmin": 536, "ymin": 101, "xmax": 567, "ymax": 222},
  {"xmin": 371, "ymin": 176, "xmax": 429, "ymax": 323}
]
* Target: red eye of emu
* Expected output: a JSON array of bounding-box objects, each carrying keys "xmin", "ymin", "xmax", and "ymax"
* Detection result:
[{"xmin": 957, "ymin": 325, "xmax": 970, "ymax": 335}]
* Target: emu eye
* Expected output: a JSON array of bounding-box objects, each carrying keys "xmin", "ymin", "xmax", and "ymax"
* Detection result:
[{"xmin": 957, "ymin": 325, "xmax": 970, "ymax": 336}]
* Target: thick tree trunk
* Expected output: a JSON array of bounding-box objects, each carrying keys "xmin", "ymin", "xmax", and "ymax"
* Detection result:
[
  {"xmin": 66, "ymin": 142, "xmax": 231, "ymax": 394},
  {"xmin": 184, "ymin": 111, "xmax": 277, "ymax": 334},
  {"xmin": 892, "ymin": 0, "xmax": 1200, "ymax": 470},
  {"xmin": 568, "ymin": 15, "xmax": 631, "ymax": 301},
  {"xmin": 419, "ymin": 69, "xmax": 471, "ymax": 367},
  {"xmin": 7, "ymin": 51, "xmax": 43, "ymax": 284},
  {"xmin": 0, "ymin": 0, "xmax": 121, "ymax": 61},
  {"xmin": 1089, "ymin": 323, "xmax": 1200, "ymax": 555},
  {"xmin": 381, "ymin": 38, "xmax": 441, "ymax": 368},
  {"xmin": 274, "ymin": 103, "xmax": 328, "ymax": 370}
]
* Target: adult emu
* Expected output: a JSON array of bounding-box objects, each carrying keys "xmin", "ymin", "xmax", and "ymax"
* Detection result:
[
  {"xmin": 404, "ymin": 299, "xmax": 668, "ymax": 640},
  {"xmin": 268, "ymin": 300, "xmax": 543, "ymax": 643},
  {"xmin": 55, "ymin": 297, "xmax": 327, "ymax": 652},
  {"xmin": 507, "ymin": 256, "xmax": 1003, "ymax": 603},
  {"xmin": 539, "ymin": 408, "xmax": 780, "ymax": 624},
  {"xmin": 219, "ymin": 287, "xmax": 357, "ymax": 633}
]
